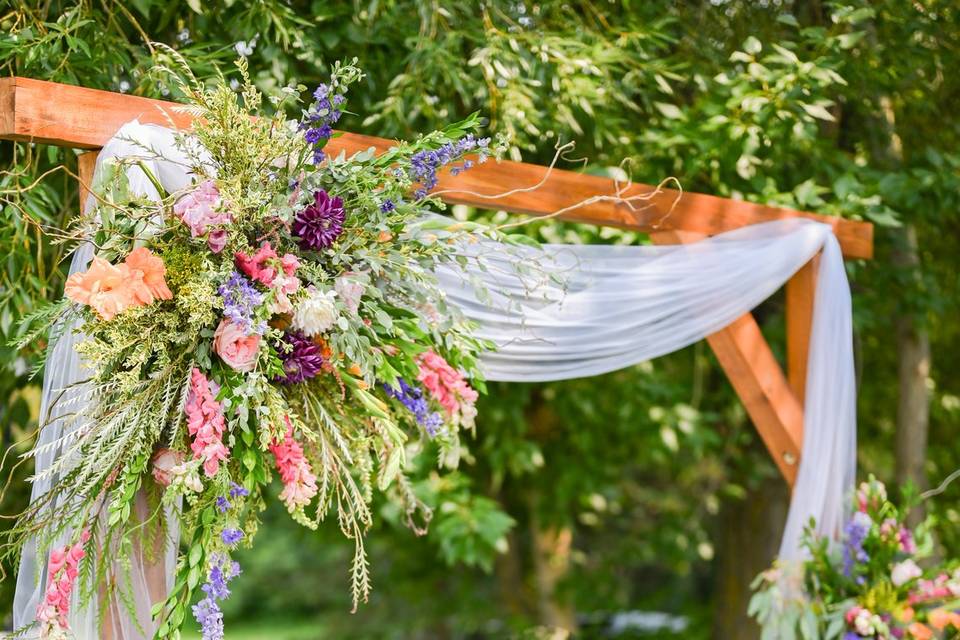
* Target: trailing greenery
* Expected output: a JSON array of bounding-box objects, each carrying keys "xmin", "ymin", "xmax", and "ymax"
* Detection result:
[{"xmin": 2, "ymin": 1, "xmax": 959, "ymax": 637}]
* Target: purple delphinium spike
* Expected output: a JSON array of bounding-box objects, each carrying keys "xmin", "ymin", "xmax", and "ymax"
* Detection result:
[
  {"xmin": 383, "ymin": 378, "xmax": 444, "ymax": 437},
  {"xmin": 221, "ymin": 528, "xmax": 244, "ymax": 547},
  {"xmin": 842, "ymin": 511, "xmax": 872, "ymax": 577},
  {"xmin": 300, "ymin": 80, "xmax": 349, "ymax": 164},
  {"xmin": 218, "ymin": 272, "xmax": 265, "ymax": 334},
  {"xmin": 193, "ymin": 553, "xmax": 241, "ymax": 640},
  {"xmin": 408, "ymin": 135, "xmax": 490, "ymax": 199}
]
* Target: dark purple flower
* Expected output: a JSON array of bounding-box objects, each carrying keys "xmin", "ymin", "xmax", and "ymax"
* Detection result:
[
  {"xmin": 292, "ymin": 190, "xmax": 345, "ymax": 250},
  {"xmin": 276, "ymin": 331, "xmax": 324, "ymax": 384},
  {"xmin": 379, "ymin": 199, "xmax": 395, "ymax": 213},
  {"xmin": 229, "ymin": 482, "xmax": 249, "ymax": 499},
  {"xmin": 304, "ymin": 128, "xmax": 323, "ymax": 144},
  {"xmin": 216, "ymin": 496, "xmax": 230, "ymax": 513}
]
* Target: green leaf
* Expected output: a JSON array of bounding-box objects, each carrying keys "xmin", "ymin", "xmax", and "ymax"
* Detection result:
[
  {"xmin": 653, "ymin": 102, "xmax": 683, "ymax": 120},
  {"xmin": 800, "ymin": 102, "xmax": 835, "ymax": 122},
  {"xmin": 743, "ymin": 36, "xmax": 762, "ymax": 55},
  {"xmin": 188, "ymin": 543, "xmax": 203, "ymax": 567}
]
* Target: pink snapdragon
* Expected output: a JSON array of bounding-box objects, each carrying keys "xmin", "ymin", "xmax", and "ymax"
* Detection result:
[
  {"xmin": 234, "ymin": 242, "xmax": 298, "ymax": 288},
  {"xmin": 416, "ymin": 350, "xmax": 478, "ymax": 424},
  {"xmin": 185, "ymin": 368, "xmax": 229, "ymax": 477},
  {"xmin": 175, "ymin": 180, "xmax": 232, "ymax": 248},
  {"xmin": 910, "ymin": 573, "xmax": 953, "ymax": 604},
  {"xmin": 269, "ymin": 417, "xmax": 318, "ymax": 512},
  {"xmin": 235, "ymin": 242, "xmax": 301, "ymax": 312},
  {"xmin": 36, "ymin": 530, "xmax": 90, "ymax": 638}
]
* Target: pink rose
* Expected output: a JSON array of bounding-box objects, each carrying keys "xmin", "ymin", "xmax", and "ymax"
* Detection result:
[
  {"xmin": 151, "ymin": 448, "xmax": 185, "ymax": 487},
  {"xmin": 213, "ymin": 319, "xmax": 261, "ymax": 372}
]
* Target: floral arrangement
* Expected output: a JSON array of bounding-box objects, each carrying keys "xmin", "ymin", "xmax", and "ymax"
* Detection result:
[
  {"xmin": 750, "ymin": 477, "xmax": 960, "ymax": 640},
  {"xmin": 5, "ymin": 52, "xmax": 511, "ymax": 640}
]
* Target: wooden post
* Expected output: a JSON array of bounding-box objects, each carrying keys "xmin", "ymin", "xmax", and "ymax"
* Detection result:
[
  {"xmin": 785, "ymin": 256, "xmax": 821, "ymax": 404},
  {"xmin": 651, "ymin": 231, "xmax": 804, "ymax": 484}
]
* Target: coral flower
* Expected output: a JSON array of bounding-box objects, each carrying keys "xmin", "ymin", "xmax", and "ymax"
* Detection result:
[
  {"xmin": 185, "ymin": 368, "xmax": 229, "ymax": 477},
  {"xmin": 64, "ymin": 248, "xmax": 172, "ymax": 321},
  {"xmin": 269, "ymin": 416, "xmax": 318, "ymax": 512},
  {"xmin": 416, "ymin": 350, "xmax": 479, "ymax": 419},
  {"xmin": 125, "ymin": 247, "xmax": 173, "ymax": 301},
  {"xmin": 908, "ymin": 622, "xmax": 934, "ymax": 640},
  {"xmin": 64, "ymin": 257, "xmax": 135, "ymax": 321}
]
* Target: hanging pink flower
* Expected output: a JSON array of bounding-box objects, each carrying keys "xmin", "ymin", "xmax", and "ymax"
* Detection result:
[
  {"xmin": 269, "ymin": 416, "xmax": 318, "ymax": 512},
  {"xmin": 151, "ymin": 448, "xmax": 186, "ymax": 487},
  {"xmin": 416, "ymin": 350, "xmax": 478, "ymax": 422},
  {"xmin": 36, "ymin": 530, "xmax": 90, "ymax": 637},
  {"xmin": 185, "ymin": 368, "xmax": 229, "ymax": 477}
]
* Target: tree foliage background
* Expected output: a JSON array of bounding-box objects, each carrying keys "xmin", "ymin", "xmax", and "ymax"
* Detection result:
[{"xmin": 1, "ymin": 1, "xmax": 958, "ymax": 638}]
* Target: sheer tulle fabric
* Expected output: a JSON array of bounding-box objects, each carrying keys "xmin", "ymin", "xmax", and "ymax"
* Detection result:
[
  {"xmin": 15, "ymin": 121, "xmax": 856, "ymax": 636},
  {"xmin": 14, "ymin": 124, "xmax": 193, "ymax": 639}
]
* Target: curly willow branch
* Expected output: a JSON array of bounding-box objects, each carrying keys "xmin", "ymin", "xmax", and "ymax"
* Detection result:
[{"xmin": 427, "ymin": 140, "xmax": 683, "ymax": 233}]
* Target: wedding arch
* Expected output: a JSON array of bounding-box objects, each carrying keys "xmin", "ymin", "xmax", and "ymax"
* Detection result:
[
  {"xmin": 0, "ymin": 75, "xmax": 873, "ymax": 484},
  {"xmin": 1, "ymin": 75, "xmax": 873, "ymax": 637}
]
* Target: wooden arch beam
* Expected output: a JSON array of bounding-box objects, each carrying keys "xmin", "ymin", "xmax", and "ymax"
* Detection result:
[{"xmin": 2, "ymin": 76, "xmax": 875, "ymax": 487}]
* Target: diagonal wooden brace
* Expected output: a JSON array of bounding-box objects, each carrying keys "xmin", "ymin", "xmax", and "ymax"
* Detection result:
[{"xmin": 651, "ymin": 231, "xmax": 804, "ymax": 486}]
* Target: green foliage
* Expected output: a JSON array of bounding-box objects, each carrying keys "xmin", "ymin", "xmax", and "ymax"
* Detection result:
[{"xmin": 2, "ymin": 0, "xmax": 959, "ymax": 637}]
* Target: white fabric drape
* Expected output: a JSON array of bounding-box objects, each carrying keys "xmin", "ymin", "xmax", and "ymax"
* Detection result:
[
  {"xmin": 14, "ymin": 124, "xmax": 194, "ymax": 640},
  {"xmin": 15, "ymin": 121, "xmax": 857, "ymax": 637},
  {"xmin": 437, "ymin": 218, "xmax": 856, "ymax": 560}
]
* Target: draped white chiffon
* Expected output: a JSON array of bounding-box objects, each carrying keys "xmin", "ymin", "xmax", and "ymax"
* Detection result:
[{"xmin": 14, "ymin": 121, "xmax": 857, "ymax": 637}]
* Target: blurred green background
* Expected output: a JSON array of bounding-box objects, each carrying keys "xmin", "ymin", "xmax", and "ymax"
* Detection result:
[{"xmin": 1, "ymin": 1, "xmax": 958, "ymax": 638}]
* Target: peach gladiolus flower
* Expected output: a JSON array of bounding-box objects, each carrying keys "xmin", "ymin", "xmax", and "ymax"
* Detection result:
[
  {"xmin": 64, "ymin": 248, "xmax": 172, "ymax": 321},
  {"xmin": 65, "ymin": 257, "xmax": 136, "ymax": 321},
  {"xmin": 125, "ymin": 247, "xmax": 173, "ymax": 301},
  {"xmin": 909, "ymin": 622, "xmax": 934, "ymax": 640}
]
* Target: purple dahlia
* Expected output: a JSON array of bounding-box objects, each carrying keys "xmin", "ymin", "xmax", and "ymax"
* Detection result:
[
  {"xmin": 276, "ymin": 331, "xmax": 324, "ymax": 384},
  {"xmin": 292, "ymin": 189, "xmax": 345, "ymax": 250}
]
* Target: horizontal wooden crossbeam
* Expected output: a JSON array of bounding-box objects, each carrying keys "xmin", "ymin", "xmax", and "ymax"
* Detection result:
[
  {"xmin": 2, "ymin": 76, "xmax": 875, "ymax": 488},
  {"xmin": 1, "ymin": 77, "xmax": 873, "ymax": 258}
]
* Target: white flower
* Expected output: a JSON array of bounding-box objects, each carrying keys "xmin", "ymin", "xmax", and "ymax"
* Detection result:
[
  {"xmin": 292, "ymin": 288, "xmax": 339, "ymax": 337},
  {"xmin": 853, "ymin": 609, "xmax": 877, "ymax": 635},
  {"xmin": 167, "ymin": 462, "xmax": 203, "ymax": 493},
  {"xmin": 891, "ymin": 559, "xmax": 922, "ymax": 586},
  {"xmin": 335, "ymin": 275, "xmax": 364, "ymax": 315}
]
